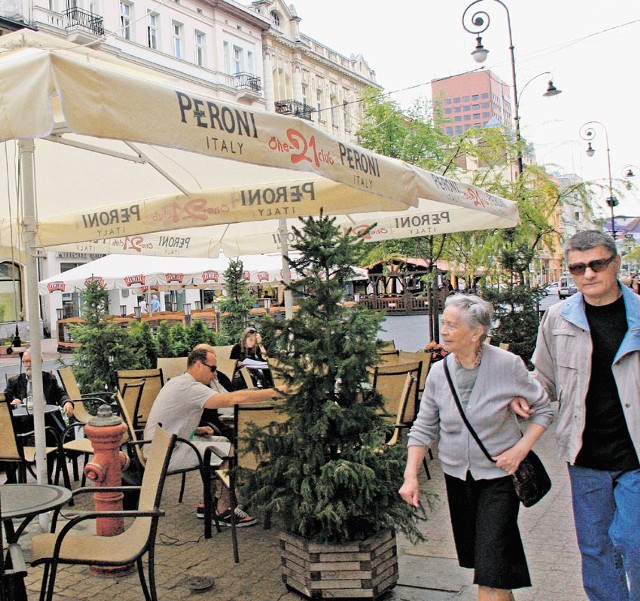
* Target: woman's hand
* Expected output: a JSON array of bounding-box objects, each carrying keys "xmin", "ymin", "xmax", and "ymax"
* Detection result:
[
  {"xmin": 399, "ymin": 476, "xmax": 421, "ymax": 507},
  {"xmin": 493, "ymin": 442, "xmax": 530, "ymax": 476},
  {"xmin": 11, "ymin": 398, "xmax": 23, "ymax": 407},
  {"xmin": 62, "ymin": 401, "xmax": 74, "ymax": 417}
]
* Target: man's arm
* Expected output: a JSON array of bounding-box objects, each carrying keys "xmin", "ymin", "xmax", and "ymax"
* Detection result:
[
  {"xmin": 4, "ymin": 376, "xmax": 23, "ymax": 404},
  {"xmin": 509, "ymin": 310, "xmax": 559, "ymax": 418},
  {"xmin": 45, "ymin": 374, "xmax": 74, "ymax": 416},
  {"xmin": 530, "ymin": 309, "xmax": 558, "ymax": 400},
  {"xmin": 203, "ymin": 386, "xmax": 284, "ymax": 409}
]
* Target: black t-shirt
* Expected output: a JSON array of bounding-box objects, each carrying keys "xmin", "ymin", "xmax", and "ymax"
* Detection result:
[{"xmin": 575, "ymin": 295, "xmax": 639, "ymax": 471}]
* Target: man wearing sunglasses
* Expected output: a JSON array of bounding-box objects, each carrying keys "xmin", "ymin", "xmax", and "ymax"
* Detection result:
[
  {"xmin": 145, "ymin": 345, "xmax": 284, "ymax": 527},
  {"xmin": 516, "ymin": 230, "xmax": 640, "ymax": 600}
]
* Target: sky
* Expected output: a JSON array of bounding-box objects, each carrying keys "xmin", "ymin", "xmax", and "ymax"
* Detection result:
[{"xmin": 290, "ymin": 0, "xmax": 640, "ymax": 218}]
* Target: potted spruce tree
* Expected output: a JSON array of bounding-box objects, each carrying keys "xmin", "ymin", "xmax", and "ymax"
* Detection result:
[
  {"xmin": 219, "ymin": 257, "xmax": 257, "ymax": 343},
  {"xmin": 241, "ymin": 214, "xmax": 426, "ymax": 600}
]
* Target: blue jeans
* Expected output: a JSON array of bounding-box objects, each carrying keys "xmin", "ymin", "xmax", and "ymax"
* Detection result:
[{"xmin": 568, "ymin": 465, "xmax": 640, "ymax": 601}]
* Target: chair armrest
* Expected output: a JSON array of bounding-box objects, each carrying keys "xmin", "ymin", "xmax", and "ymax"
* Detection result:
[
  {"xmin": 80, "ymin": 391, "xmax": 117, "ymax": 404},
  {"xmin": 17, "ymin": 425, "xmax": 65, "ymax": 449},
  {"xmin": 42, "ymin": 508, "xmax": 165, "ymax": 561},
  {"xmin": 70, "ymin": 485, "xmax": 143, "ymax": 498},
  {"xmin": 48, "ymin": 484, "xmax": 144, "ymax": 529},
  {"xmin": 203, "ymin": 443, "xmax": 231, "ymax": 462},
  {"xmin": 61, "ymin": 421, "xmax": 82, "ymax": 443},
  {"xmin": 175, "ymin": 436, "xmax": 231, "ymax": 467}
]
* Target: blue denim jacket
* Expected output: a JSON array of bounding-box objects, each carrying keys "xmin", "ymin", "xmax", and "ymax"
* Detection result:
[{"xmin": 532, "ymin": 282, "xmax": 640, "ymax": 463}]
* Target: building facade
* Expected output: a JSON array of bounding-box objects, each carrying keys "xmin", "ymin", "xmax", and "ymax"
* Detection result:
[
  {"xmin": 0, "ymin": 0, "xmax": 379, "ymax": 338},
  {"xmin": 431, "ymin": 70, "xmax": 512, "ymax": 137},
  {"xmin": 251, "ymin": 0, "xmax": 378, "ymax": 137}
]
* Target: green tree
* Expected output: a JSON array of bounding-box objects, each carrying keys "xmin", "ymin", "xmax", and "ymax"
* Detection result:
[
  {"xmin": 168, "ymin": 321, "xmax": 190, "ymax": 357},
  {"xmin": 155, "ymin": 320, "xmax": 173, "ymax": 358},
  {"xmin": 127, "ymin": 320, "xmax": 157, "ymax": 369},
  {"xmin": 186, "ymin": 318, "xmax": 219, "ymax": 349},
  {"xmin": 358, "ymin": 89, "xmax": 447, "ymax": 169},
  {"xmin": 356, "ymin": 95, "xmax": 594, "ymax": 362},
  {"xmin": 219, "ymin": 258, "xmax": 255, "ymax": 344},
  {"xmin": 241, "ymin": 214, "xmax": 427, "ymax": 544},
  {"xmin": 71, "ymin": 281, "xmax": 138, "ymax": 392}
]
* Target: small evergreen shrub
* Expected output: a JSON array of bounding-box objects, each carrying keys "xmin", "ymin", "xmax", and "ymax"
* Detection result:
[{"xmin": 240, "ymin": 214, "xmax": 428, "ymax": 544}]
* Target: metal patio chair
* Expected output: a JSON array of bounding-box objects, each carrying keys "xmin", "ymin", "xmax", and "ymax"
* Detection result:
[{"xmin": 31, "ymin": 427, "xmax": 177, "ymax": 601}]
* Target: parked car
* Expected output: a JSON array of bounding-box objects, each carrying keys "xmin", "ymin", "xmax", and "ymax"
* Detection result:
[
  {"xmin": 542, "ymin": 282, "xmax": 559, "ymax": 296},
  {"xmin": 558, "ymin": 275, "xmax": 577, "ymax": 299}
]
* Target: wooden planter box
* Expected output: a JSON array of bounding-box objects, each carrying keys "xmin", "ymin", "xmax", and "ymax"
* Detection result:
[{"xmin": 280, "ymin": 528, "xmax": 398, "ymax": 599}]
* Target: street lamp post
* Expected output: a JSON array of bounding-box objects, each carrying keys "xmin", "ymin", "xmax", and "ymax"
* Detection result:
[
  {"xmin": 462, "ymin": 2, "xmax": 562, "ymax": 180},
  {"xmin": 462, "ymin": 0, "xmax": 522, "ymax": 176},
  {"xmin": 622, "ymin": 164, "xmax": 639, "ymax": 190},
  {"xmin": 579, "ymin": 121, "xmax": 617, "ymax": 237}
]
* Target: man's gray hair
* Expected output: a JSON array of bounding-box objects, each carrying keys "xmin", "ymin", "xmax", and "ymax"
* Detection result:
[
  {"xmin": 564, "ymin": 230, "xmax": 617, "ymax": 262},
  {"xmin": 444, "ymin": 293, "xmax": 493, "ymax": 338}
]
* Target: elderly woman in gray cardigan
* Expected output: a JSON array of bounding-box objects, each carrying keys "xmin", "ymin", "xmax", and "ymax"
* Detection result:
[{"xmin": 400, "ymin": 294, "xmax": 553, "ymax": 601}]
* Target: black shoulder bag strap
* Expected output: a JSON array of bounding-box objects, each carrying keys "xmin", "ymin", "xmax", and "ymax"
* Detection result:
[{"xmin": 443, "ymin": 355, "xmax": 496, "ymax": 464}]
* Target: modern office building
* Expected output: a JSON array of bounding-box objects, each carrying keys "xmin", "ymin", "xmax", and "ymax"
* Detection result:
[{"xmin": 431, "ymin": 70, "xmax": 512, "ymax": 137}]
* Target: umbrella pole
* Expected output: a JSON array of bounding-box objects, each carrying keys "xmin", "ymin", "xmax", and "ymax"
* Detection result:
[
  {"xmin": 278, "ymin": 219, "xmax": 293, "ymax": 319},
  {"xmin": 19, "ymin": 140, "xmax": 48, "ymax": 489}
]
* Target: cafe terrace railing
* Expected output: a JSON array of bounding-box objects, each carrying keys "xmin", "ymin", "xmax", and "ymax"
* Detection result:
[{"xmin": 357, "ymin": 294, "xmax": 441, "ymax": 315}]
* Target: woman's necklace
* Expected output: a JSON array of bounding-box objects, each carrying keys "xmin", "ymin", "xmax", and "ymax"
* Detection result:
[{"xmin": 455, "ymin": 343, "xmax": 483, "ymax": 369}]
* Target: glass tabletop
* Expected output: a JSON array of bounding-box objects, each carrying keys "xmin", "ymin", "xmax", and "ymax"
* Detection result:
[
  {"xmin": 12, "ymin": 404, "xmax": 60, "ymax": 418},
  {"xmin": 1, "ymin": 484, "xmax": 72, "ymax": 520}
]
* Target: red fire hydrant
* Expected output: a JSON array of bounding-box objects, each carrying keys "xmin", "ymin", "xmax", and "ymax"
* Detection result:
[{"xmin": 83, "ymin": 404, "xmax": 130, "ymax": 575}]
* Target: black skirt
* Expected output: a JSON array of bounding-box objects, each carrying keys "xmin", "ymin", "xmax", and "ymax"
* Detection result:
[{"xmin": 444, "ymin": 471, "xmax": 531, "ymax": 590}]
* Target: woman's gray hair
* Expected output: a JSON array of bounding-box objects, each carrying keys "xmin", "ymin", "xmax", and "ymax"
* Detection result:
[
  {"xmin": 564, "ymin": 230, "xmax": 617, "ymax": 262},
  {"xmin": 444, "ymin": 293, "xmax": 493, "ymax": 339}
]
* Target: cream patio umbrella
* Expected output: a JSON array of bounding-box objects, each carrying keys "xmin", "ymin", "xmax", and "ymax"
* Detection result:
[
  {"xmin": 38, "ymin": 253, "xmax": 368, "ymax": 294},
  {"xmin": 0, "ymin": 30, "xmax": 518, "ymax": 483}
]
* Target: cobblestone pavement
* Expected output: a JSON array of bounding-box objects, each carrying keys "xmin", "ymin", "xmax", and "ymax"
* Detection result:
[
  {"xmin": 13, "ymin": 416, "xmax": 586, "ymax": 601},
  {"xmin": 4, "ymin": 340, "xmax": 586, "ymax": 601}
]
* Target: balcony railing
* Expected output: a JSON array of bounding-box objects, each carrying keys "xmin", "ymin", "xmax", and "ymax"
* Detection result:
[
  {"xmin": 63, "ymin": 7, "xmax": 104, "ymax": 36},
  {"xmin": 234, "ymin": 72, "xmax": 262, "ymax": 93},
  {"xmin": 274, "ymin": 99, "xmax": 314, "ymax": 121}
]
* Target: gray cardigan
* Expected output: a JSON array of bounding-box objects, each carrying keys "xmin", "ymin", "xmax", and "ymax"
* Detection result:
[{"xmin": 408, "ymin": 344, "xmax": 554, "ymax": 480}]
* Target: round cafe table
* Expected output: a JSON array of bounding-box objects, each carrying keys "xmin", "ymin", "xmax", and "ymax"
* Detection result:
[
  {"xmin": 1, "ymin": 483, "xmax": 72, "ymax": 543},
  {"xmin": 12, "ymin": 404, "xmax": 61, "ymax": 419}
]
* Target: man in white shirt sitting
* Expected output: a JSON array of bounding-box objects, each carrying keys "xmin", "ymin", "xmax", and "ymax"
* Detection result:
[{"xmin": 144, "ymin": 344, "xmax": 283, "ymax": 526}]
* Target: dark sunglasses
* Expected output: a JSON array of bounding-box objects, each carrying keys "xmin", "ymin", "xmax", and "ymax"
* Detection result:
[
  {"xmin": 247, "ymin": 328, "xmax": 257, "ymax": 334},
  {"xmin": 567, "ymin": 255, "xmax": 616, "ymax": 276},
  {"xmin": 200, "ymin": 361, "xmax": 217, "ymax": 373}
]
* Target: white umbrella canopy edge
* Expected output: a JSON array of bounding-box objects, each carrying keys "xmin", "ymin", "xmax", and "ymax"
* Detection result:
[
  {"xmin": 38, "ymin": 253, "xmax": 366, "ymax": 295},
  {"xmin": 44, "ymin": 199, "xmax": 519, "ymax": 258},
  {"xmin": 0, "ymin": 31, "xmax": 419, "ymax": 215}
]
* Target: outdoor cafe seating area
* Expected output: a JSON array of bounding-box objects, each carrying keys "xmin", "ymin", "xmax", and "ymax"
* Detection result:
[{"xmin": 0, "ymin": 338, "xmax": 433, "ymax": 599}]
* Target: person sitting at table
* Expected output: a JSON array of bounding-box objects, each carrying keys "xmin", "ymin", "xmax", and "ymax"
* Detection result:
[
  {"xmin": 193, "ymin": 343, "xmax": 235, "ymax": 440},
  {"xmin": 230, "ymin": 327, "xmax": 273, "ymax": 389},
  {"xmin": 144, "ymin": 344, "xmax": 285, "ymax": 526},
  {"xmin": 4, "ymin": 349, "xmax": 74, "ymax": 437}
]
